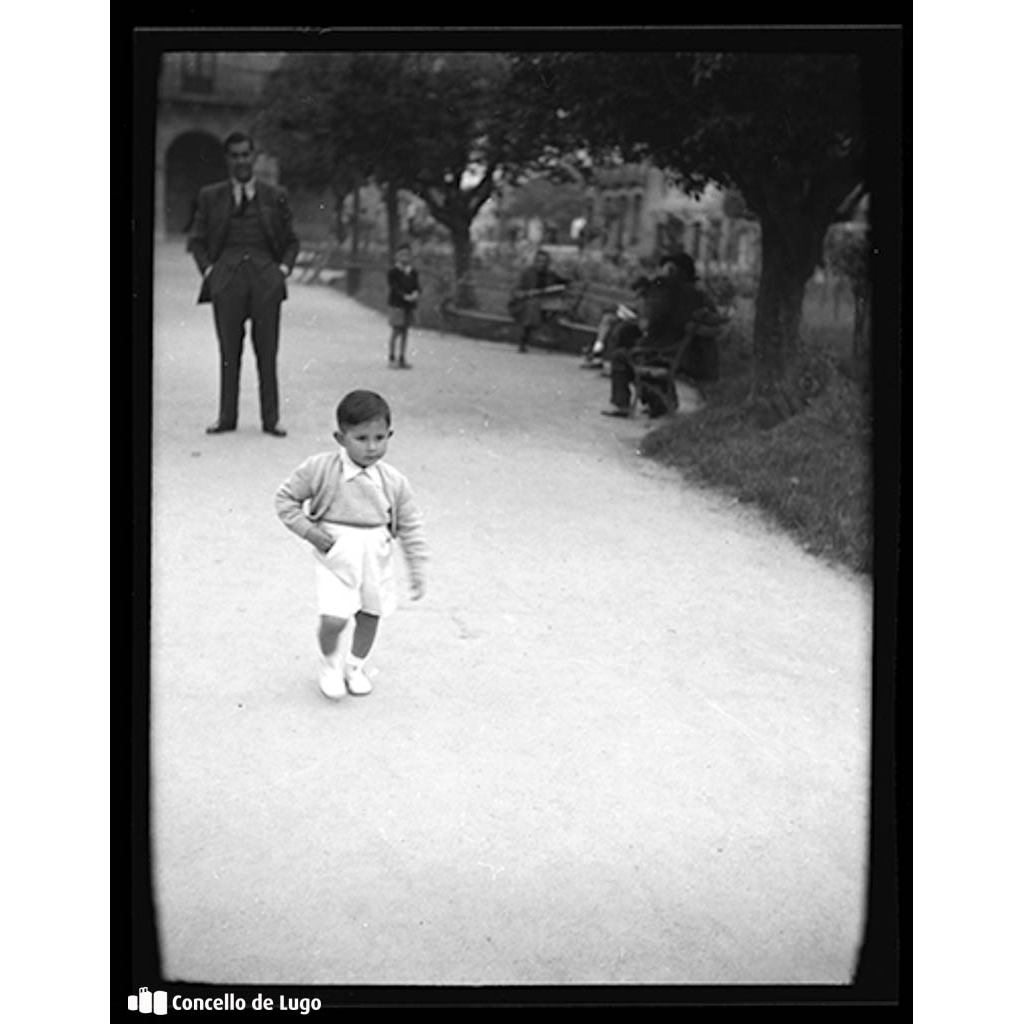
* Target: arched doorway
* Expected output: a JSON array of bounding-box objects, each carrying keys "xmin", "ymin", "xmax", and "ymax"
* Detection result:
[{"xmin": 165, "ymin": 131, "xmax": 223, "ymax": 236}]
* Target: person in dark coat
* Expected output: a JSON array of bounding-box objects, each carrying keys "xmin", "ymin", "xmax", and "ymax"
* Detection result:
[
  {"xmin": 600, "ymin": 252, "xmax": 719, "ymax": 417},
  {"xmin": 187, "ymin": 131, "xmax": 299, "ymax": 437}
]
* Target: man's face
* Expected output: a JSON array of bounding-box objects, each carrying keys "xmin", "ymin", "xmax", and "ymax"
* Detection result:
[
  {"xmin": 226, "ymin": 141, "xmax": 255, "ymax": 183},
  {"xmin": 334, "ymin": 417, "xmax": 392, "ymax": 469}
]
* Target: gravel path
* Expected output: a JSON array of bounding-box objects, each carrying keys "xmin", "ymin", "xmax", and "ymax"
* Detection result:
[{"xmin": 150, "ymin": 242, "xmax": 871, "ymax": 985}]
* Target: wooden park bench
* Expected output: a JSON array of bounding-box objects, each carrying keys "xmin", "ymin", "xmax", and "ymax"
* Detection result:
[
  {"xmin": 293, "ymin": 241, "xmax": 348, "ymax": 285},
  {"xmin": 292, "ymin": 241, "xmax": 332, "ymax": 283},
  {"xmin": 440, "ymin": 278, "xmax": 597, "ymax": 352}
]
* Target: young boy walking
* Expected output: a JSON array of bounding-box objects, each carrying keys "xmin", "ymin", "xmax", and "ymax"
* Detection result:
[
  {"xmin": 274, "ymin": 390, "xmax": 428, "ymax": 699},
  {"xmin": 386, "ymin": 243, "xmax": 420, "ymax": 368}
]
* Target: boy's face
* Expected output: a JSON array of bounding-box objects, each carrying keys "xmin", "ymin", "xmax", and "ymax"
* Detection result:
[
  {"xmin": 396, "ymin": 247, "xmax": 411, "ymax": 267},
  {"xmin": 334, "ymin": 417, "xmax": 392, "ymax": 468}
]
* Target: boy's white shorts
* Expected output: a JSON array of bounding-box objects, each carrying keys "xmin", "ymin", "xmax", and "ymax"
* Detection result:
[{"xmin": 313, "ymin": 523, "xmax": 397, "ymax": 619}]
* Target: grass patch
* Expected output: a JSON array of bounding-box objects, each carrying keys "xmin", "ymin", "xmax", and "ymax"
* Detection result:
[{"xmin": 641, "ymin": 341, "xmax": 872, "ymax": 575}]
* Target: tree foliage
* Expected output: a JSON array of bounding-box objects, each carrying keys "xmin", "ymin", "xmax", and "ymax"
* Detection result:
[
  {"xmin": 512, "ymin": 52, "xmax": 863, "ymax": 222},
  {"xmin": 259, "ymin": 51, "xmax": 545, "ymax": 304},
  {"xmin": 258, "ymin": 53, "xmax": 416, "ymax": 251}
]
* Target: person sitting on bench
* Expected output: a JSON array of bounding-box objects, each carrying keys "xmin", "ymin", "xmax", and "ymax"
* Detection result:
[
  {"xmin": 600, "ymin": 252, "xmax": 717, "ymax": 418},
  {"xmin": 508, "ymin": 249, "xmax": 568, "ymax": 353}
]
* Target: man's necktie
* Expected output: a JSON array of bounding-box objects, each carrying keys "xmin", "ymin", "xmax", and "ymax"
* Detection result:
[{"xmin": 237, "ymin": 189, "xmax": 248, "ymax": 215}]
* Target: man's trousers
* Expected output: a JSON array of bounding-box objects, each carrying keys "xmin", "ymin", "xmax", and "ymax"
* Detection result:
[{"xmin": 211, "ymin": 261, "xmax": 284, "ymax": 429}]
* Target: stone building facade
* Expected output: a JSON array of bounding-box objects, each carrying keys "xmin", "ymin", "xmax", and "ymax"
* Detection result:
[
  {"xmin": 586, "ymin": 164, "xmax": 761, "ymax": 275},
  {"xmin": 479, "ymin": 163, "xmax": 762, "ymax": 277},
  {"xmin": 154, "ymin": 52, "xmax": 284, "ymax": 240}
]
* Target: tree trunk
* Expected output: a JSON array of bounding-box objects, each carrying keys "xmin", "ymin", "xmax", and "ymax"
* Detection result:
[
  {"xmin": 383, "ymin": 182, "xmax": 401, "ymax": 265},
  {"xmin": 333, "ymin": 188, "xmax": 348, "ymax": 246},
  {"xmin": 851, "ymin": 276, "xmax": 871, "ymax": 386},
  {"xmin": 417, "ymin": 186, "xmax": 485, "ymax": 308},
  {"xmin": 748, "ymin": 211, "xmax": 822, "ymax": 427},
  {"xmin": 448, "ymin": 215, "xmax": 477, "ymax": 308},
  {"xmin": 350, "ymin": 183, "xmax": 362, "ymax": 259}
]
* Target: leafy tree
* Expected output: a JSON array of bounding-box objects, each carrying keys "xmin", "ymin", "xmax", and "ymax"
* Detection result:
[
  {"xmin": 394, "ymin": 52, "xmax": 540, "ymax": 305},
  {"xmin": 258, "ymin": 54, "xmax": 369, "ymax": 254},
  {"xmin": 511, "ymin": 51, "xmax": 867, "ymax": 424},
  {"xmin": 260, "ymin": 51, "xmax": 542, "ymax": 306}
]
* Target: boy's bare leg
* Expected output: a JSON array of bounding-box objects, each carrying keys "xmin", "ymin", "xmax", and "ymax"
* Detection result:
[
  {"xmin": 318, "ymin": 614, "xmax": 347, "ymax": 655},
  {"xmin": 388, "ymin": 330, "xmax": 399, "ymax": 363},
  {"xmin": 351, "ymin": 611, "xmax": 379, "ymax": 659},
  {"xmin": 317, "ymin": 614, "xmax": 348, "ymax": 699}
]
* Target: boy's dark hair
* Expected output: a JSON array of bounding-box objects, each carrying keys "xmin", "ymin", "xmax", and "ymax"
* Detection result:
[
  {"xmin": 395, "ymin": 241, "xmax": 411, "ymax": 252},
  {"xmin": 336, "ymin": 390, "xmax": 392, "ymax": 428},
  {"xmin": 223, "ymin": 130, "xmax": 254, "ymax": 152}
]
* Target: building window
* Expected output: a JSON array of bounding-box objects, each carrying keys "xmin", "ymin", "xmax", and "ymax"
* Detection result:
[
  {"xmin": 181, "ymin": 53, "xmax": 216, "ymax": 94},
  {"xmin": 691, "ymin": 221, "xmax": 703, "ymax": 261},
  {"xmin": 707, "ymin": 218, "xmax": 722, "ymax": 262},
  {"xmin": 630, "ymin": 193, "xmax": 643, "ymax": 245}
]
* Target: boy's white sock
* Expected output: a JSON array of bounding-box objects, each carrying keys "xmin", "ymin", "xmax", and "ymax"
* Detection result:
[
  {"xmin": 319, "ymin": 641, "xmax": 341, "ymax": 669},
  {"xmin": 317, "ymin": 641, "xmax": 347, "ymax": 699},
  {"xmin": 344, "ymin": 654, "xmax": 365, "ymax": 675}
]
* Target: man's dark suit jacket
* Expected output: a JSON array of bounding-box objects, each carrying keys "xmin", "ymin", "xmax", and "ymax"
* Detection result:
[{"xmin": 187, "ymin": 179, "xmax": 300, "ymax": 304}]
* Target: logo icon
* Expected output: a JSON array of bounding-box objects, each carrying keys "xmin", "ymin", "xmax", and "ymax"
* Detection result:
[{"xmin": 128, "ymin": 987, "xmax": 168, "ymax": 1015}]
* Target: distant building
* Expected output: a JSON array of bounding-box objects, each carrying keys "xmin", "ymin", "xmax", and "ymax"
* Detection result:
[
  {"xmin": 486, "ymin": 163, "xmax": 762, "ymax": 276},
  {"xmin": 154, "ymin": 52, "xmax": 285, "ymax": 239},
  {"xmin": 586, "ymin": 164, "xmax": 761, "ymax": 275}
]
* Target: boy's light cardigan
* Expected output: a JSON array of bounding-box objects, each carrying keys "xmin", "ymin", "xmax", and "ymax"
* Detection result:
[{"xmin": 275, "ymin": 450, "xmax": 428, "ymax": 586}]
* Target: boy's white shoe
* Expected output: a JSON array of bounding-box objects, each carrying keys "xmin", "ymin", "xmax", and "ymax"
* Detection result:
[
  {"xmin": 318, "ymin": 658, "xmax": 347, "ymax": 700},
  {"xmin": 344, "ymin": 665, "xmax": 373, "ymax": 696}
]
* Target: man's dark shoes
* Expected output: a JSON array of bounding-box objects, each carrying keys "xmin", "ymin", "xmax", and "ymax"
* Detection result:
[
  {"xmin": 600, "ymin": 407, "xmax": 630, "ymax": 418},
  {"xmin": 263, "ymin": 425, "xmax": 288, "ymax": 437},
  {"xmin": 205, "ymin": 422, "xmax": 236, "ymax": 434}
]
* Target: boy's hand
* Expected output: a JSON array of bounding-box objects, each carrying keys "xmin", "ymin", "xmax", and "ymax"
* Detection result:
[
  {"xmin": 310, "ymin": 530, "xmax": 334, "ymax": 554},
  {"xmin": 409, "ymin": 579, "xmax": 426, "ymax": 601}
]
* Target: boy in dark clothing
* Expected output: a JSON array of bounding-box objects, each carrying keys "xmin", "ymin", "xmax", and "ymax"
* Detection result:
[{"xmin": 387, "ymin": 243, "xmax": 420, "ymax": 368}]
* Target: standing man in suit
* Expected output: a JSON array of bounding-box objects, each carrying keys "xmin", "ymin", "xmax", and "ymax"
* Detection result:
[{"xmin": 188, "ymin": 131, "xmax": 299, "ymax": 437}]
